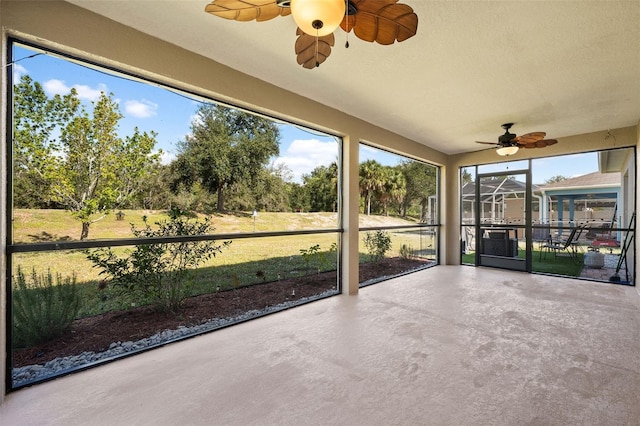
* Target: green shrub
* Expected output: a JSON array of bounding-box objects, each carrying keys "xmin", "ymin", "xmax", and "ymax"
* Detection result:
[
  {"xmin": 364, "ymin": 230, "xmax": 392, "ymax": 263},
  {"xmin": 300, "ymin": 244, "xmax": 321, "ymax": 271},
  {"xmin": 12, "ymin": 267, "xmax": 81, "ymax": 348},
  {"xmin": 300, "ymin": 242, "xmax": 337, "ymax": 273},
  {"xmin": 400, "ymin": 243, "xmax": 413, "ymax": 259},
  {"xmin": 87, "ymin": 211, "xmax": 231, "ymax": 313}
]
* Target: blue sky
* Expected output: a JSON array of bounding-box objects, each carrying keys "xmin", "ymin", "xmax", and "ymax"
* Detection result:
[
  {"xmin": 476, "ymin": 151, "xmax": 600, "ymax": 185},
  {"xmin": 12, "ymin": 44, "xmax": 350, "ymax": 183},
  {"xmin": 12, "ymin": 43, "xmax": 597, "ymax": 185}
]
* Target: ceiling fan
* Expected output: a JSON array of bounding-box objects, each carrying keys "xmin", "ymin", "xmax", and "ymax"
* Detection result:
[
  {"xmin": 475, "ymin": 123, "xmax": 558, "ymax": 156},
  {"xmin": 204, "ymin": 0, "xmax": 418, "ymax": 69}
]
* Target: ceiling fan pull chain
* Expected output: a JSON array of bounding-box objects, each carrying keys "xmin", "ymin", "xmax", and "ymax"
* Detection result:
[
  {"xmin": 345, "ymin": 2, "xmax": 350, "ymax": 48},
  {"xmin": 315, "ymin": 30, "xmax": 320, "ymax": 67}
]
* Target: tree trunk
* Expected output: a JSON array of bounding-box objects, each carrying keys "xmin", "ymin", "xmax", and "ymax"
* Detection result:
[
  {"xmin": 217, "ymin": 187, "xmax": 225, "ymax": 213},
  {"xmin": 401, "ymin": 199, "xmax": 409, "ymax": 217},
  {"xmin": 80, "ymin": 221, "xmax": 90, "ymax": 240}
]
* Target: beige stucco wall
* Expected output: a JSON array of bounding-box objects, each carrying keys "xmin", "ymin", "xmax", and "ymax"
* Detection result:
[{"xmin": 637, "ymin": 120, "xmax": 640, "ymax": 298}]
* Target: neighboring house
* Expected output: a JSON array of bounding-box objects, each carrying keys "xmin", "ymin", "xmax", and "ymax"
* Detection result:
[{"xmin": 538, "ymin": 171, "xmax": 621, "ymax": 227}]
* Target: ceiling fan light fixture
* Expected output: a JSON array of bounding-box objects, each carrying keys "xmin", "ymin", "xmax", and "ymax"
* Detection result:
[
  {"xmin": 290, "ymin": 0, "xmax": 346, "ymax": 37},
  {"xmin": 496, "ymin": 145, "xmax": 519, "ymax": 156}
]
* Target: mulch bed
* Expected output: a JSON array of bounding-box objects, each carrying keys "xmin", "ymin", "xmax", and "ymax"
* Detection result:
[{"xmin": 13, "ymin": 257, "xmax": 431, "ymax": 368}]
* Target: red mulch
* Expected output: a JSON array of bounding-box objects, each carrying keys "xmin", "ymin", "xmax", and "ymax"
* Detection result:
[{"xmin": 13, "ymin": 257, "xmax": 431, "ymax": 368}]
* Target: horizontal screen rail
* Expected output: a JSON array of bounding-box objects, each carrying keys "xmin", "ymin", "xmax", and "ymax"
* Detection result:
[
  {"xmin": 8, "ymin": 228, "xmax": 343, "ymax": 254},
  {"xmin": 359, "ymin": 224, "xmax": 439, "ymax": 232}
]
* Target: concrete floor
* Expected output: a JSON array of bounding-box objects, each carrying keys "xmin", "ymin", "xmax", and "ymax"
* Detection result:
[{"xmin": 1, "ymin": 266, "xmax": 639, "ymax": 425}]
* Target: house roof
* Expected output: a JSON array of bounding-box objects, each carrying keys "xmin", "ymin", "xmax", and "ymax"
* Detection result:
[
  {"xmin": 462, "ymin": 178, "xmax": 541, "ymax": 202},
  {"xmin": 540, "ymin": 172, "xmax": 621, "ymax": 191}
]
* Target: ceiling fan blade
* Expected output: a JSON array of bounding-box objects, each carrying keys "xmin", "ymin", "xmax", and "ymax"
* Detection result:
[
  {"xmin": 475, "ymin": 141, "xmax": 500, "ymax": 146},
  {"xmin": 513, "ymin": 131, "xmax": 546, "ymax": 144},
  {"xmin": 204, "ymin": 0, "xmax": 290, "ymax": 22},
  {"xmin": 521, "ymin": 139, "xmax": 558, "ymax": 148},
  {"xmin": 341, "ymin": 0, "xmax": 418, "ymax": 45},
  {"xmin": 295, "ymin": 29, "xmax": 335, "ymax": 69}
]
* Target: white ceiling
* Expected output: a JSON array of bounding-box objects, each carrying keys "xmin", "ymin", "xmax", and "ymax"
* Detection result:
[{"xmin": 66, "ymin": 0, "xmax": 640, "ymax": 155}]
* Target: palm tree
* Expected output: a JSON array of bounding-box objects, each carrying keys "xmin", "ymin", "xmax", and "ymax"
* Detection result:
[
  {"xmin": 377, "ymin": 166, "xmax": 406, "ymax": 216},
  {"xmin": 359, "ymin": 160, "xmax": 385, "ymax": 215}
]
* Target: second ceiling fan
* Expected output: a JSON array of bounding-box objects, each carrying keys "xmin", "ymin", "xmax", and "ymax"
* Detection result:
[
  {"xmin": 204, "ymin": 0, "xmax": 418, "ymax": 69},
  {"xmin": 476, "ymin": 123, "xmax": 558, "ymax": 156}
]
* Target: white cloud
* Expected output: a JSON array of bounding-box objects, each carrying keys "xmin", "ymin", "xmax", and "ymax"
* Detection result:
[
  {"xmin": 273, "ymin": 138, "xmax": 338, "ymax": 183},
  {"xmin": 43, "ymin": 79, "xmax": 107, "ymax": 101},
  {"xmin": 189, "ymin": 113, "xmax": 200, "ymax": 126},
  {"xmin": 43, "ymin": 79, "xmax": 69, "ymax": 96},
  {"xmin": 125, "ymin": 99, "xmax": 158, "ymax": 118},
  {"xmin": 74, "ymin": 84, "xmax": 106, "ymax": 101},
  {"xmin": 159, "ymin": 150, "xmax": 175, "ymax": 165},
  {"xmin": 12, "ymin": 63, "xmax": 27, "ymax": 81}
]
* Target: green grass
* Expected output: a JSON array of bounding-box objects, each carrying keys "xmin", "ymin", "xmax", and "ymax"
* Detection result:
[
  {"xmin": 13, "ymin": 208, "xmax": 426, "ymax": 242},
  {"xmin": 462, "ymin": 250, "xmax": 585, "ymax": 277},
  {"xmin": 11, "ymin": 210, "xmax": 430, "ymax": 281},
  {"xmin": 11, "ymin": 209, "xmax": 430, "ymax": 319}
]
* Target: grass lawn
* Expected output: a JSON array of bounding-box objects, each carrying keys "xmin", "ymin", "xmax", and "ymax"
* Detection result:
[
  {"xmin": 462, "ymin": 250, "xmax": 585, "ymax": 277},
  {"xmin": 11, "ymin": 209, "xmax": 431, "ymax": 317},
  {"xmin": 11, "ymin": 209, "xmax": 431, "ymax": 280}
]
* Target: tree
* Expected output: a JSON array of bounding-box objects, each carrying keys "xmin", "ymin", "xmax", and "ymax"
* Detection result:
[
  {"xmin": 13, "ymin": 75, "xmax": 79, "ymax": 209},
  {"xmin": 400, "ymin": 161, "xmax": 437, "ymax": 222},
  {"xmin": 288, "ymin": 182, "xmax": 310, "ymax": 212},
  {"xmin": 131, "ymin": 164, "xmax": 177, "ymax": 210},
  {"xmin": 303, "ymin": 162, "xmax": 338, "ymax": 212},
  {"xmin": 376, "ymin": 166, "xmax": 406, "ymax": 216},
  {"xmin": 249, "ymin": 164, "xmax": 292, "ymax": 212},
  {"xmin": 13, "ymin": 75, "xmax": 160, "ymax": 239},
  {"xmin": 173, "ymin": 104, "xmax": 280, "ymax": 212},
  {"xmin": 227, "ymin": 164, "xmax": 291, "ymax": 212},
  {"xmin": 461, "ymin": 169, "xmax": 473, "ymax": 185},
  {"xmin": 545, "ymin": 175, "xmax": 568, "ymax": 184},
  {"xmin": 359, "ymin": 160, "xmax": 385, "ymax": 215}
]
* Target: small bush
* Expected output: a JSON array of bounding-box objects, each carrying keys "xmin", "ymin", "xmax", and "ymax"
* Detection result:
[
  {"xmin": 87, "ymin": 211, "xmax": 231, "ymax": 313},
  {"xmin": 400, "ymin": 243, "xmax": 413, "ymax": 259},
  {"xmin": 300, "ymin": 244, "xmax": 321, "ymax": 271},
  {"xmin": 300, "ymin": 242, "xmax": 337, "ymax": 273},
  {"xmin": 12, "ymin": 267, "xmax": 81, "ymax": 348},
  {"xmin": 364, "ymin": 230, "xmax": 392, "ymax": 263}
]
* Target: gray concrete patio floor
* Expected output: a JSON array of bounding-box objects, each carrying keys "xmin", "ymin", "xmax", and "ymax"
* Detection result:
[{"xmin": 1, "ymin": 265, "xmax": 639, "ymax": 425}]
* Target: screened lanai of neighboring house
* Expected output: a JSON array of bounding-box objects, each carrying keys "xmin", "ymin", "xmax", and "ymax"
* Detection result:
[
  {"xmin": 461, "ymin": 177, "xmax": 539, "ymax": 225},
  {"xmin": 460, "ymin": 171, "xmax": 624, "ymax": 255}
]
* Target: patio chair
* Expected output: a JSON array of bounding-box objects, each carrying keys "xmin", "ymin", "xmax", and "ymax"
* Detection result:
[
  {"xmin": 540, "ymin": 226, "xmax": 583, "ymax": 263},
  {"xmin": 532, "ymin": 224, "xmax": 551, "ymax": 252}
]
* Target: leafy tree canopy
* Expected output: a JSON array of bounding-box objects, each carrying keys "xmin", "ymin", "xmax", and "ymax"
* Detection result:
[
  {"xmin": 401, "ymin": 161, "xmax": 437, "ymax": 221},
  {"xmin": 303, "ymin": 162, "xmax": 338, "ymax": 212},
  {"xmin": 173, "ymin": 104, "xmax": 280, "ymax": 212},
  {"xmin": 545, "ymin": 175, "xmax": 569, "ymax": 184},
  {"xmin": 13, "ymin": 75, "xmax": 160, "ymax": 239}
]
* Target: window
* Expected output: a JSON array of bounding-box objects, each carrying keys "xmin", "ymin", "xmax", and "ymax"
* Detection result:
[
  {"xmin": 358, "ymin": 144, "xmax": 439, "ymax": 286},
  {"xmin": 460, "ymin": 148, "xmax": 635, "ymax": 283},
  {"xmin": 8, "ymin": 41, "xmax": 342, "ymax": 389}
]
